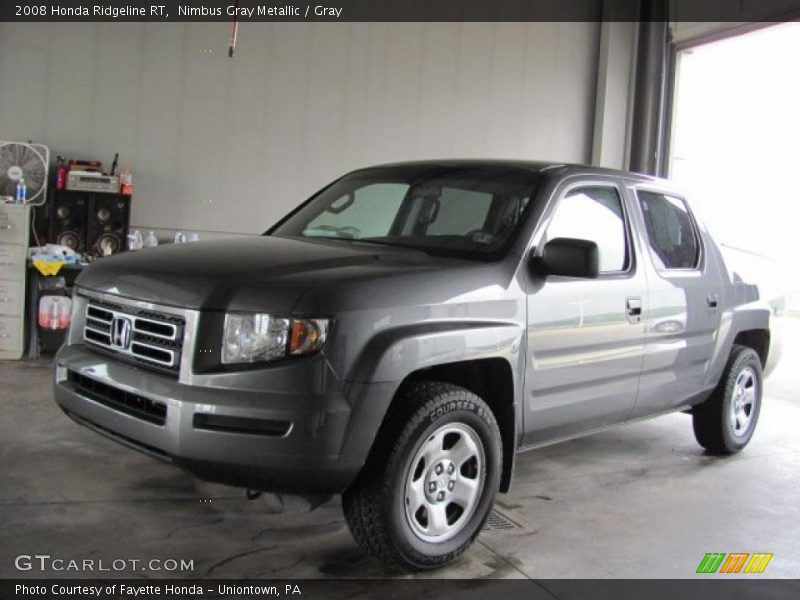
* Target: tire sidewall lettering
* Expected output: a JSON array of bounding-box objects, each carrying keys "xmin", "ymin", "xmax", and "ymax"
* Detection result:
[{"xmin": 428, "ymin": 398, "xmax": 486, "ymax": 423}]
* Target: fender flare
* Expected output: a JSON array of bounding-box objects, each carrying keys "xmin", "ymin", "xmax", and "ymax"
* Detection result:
[{"xmin": 338, "ymin": 321, "xmax": 525, "ymax": 491}]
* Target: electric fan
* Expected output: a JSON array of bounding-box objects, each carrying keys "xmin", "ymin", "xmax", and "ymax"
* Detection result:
[{"xmin": 0, "ymin": 141, "xmax": 50, "ymax": 205}]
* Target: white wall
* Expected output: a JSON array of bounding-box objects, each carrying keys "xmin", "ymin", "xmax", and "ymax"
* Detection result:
[
  {"xmin": 0, "ymin": 22, "xmax": 601, "ymax": 237},
  {"xmin": 592, "ymin": 21, "xmax": 637, "ymax": 169}
]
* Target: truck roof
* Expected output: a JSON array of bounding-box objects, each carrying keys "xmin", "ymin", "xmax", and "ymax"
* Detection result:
[{"xmin": 361, "ymin": 159, "xmax": 665, "ymax": 185}]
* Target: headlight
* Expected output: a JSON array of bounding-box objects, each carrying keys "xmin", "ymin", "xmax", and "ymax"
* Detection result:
[{"xmin": 222, "ymin": 313, "xmax": 329, "ymax": 365}]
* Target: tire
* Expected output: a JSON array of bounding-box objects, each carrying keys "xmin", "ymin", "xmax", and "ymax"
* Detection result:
[
  {"xmin": 693, "ymin": 345, "xmax": 763, "ymax": 454},
  {"xmin": 342, "ymin": 381, "xmax": 502, "ymax": 571}
]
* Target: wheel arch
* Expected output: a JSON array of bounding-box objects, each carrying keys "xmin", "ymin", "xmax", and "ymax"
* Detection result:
[
  {"xmin": 363, "ymin": 357, "xmax": 518, "ymax": 494},
  {"xmin": 732, "ymin": 328, "xmax": 770, "ymax": 368},
  {"xmin": 707, "ymin": 303, "xmax": 773, "ymax": 385}
]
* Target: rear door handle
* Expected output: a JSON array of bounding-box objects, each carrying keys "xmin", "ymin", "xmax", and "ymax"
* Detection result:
[
  {"xmin": 626, "ymin": 297, "xmax": 642, "ymax": 324},
  {"xmin": 707, "ymin": 294, "xmax": 719, "ymax": 312}
]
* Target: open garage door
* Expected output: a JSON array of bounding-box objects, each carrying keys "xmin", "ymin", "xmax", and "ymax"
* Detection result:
[{"xmin": 668, "ymin": 23, "xmax": 800, "ymax": 313}]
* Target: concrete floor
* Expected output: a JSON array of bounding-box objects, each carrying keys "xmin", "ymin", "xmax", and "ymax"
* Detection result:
[{"xmin": 2, "ymin": 319, "xmax": 799, "ymax": 580}]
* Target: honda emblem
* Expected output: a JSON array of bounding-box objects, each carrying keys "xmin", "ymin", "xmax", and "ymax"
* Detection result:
[{"xmin": 111, "ymin": 316, "xmax": 132, "ymax": 349}]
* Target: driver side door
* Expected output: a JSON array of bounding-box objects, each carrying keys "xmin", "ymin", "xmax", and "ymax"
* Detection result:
[{"xmin": 521, "ymin": 179, "xmax": 647, "ymax": 445}]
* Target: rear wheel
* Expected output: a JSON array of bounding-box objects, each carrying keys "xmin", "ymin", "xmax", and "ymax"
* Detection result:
[
  {"xmin": 693, "ymin": 345, "xmax": 762, "ymax": 454},
  {"xmin": 342, "ymin": 381, "xmax": 502, "ymax": 571}
]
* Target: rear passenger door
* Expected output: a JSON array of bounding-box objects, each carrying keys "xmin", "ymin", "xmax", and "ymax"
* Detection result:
[
  {"xmin": 522, "ymin": 179, "xmax": 647, "ymax": 445},
  {"xmin": 630, "ymin": 188, "xmax": 723, "ymax": 416}
]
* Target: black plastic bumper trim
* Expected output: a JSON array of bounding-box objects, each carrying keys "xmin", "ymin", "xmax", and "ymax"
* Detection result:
[{"xmin": 192, "ymin": 413, "xmax": 292, "ymax": 437}]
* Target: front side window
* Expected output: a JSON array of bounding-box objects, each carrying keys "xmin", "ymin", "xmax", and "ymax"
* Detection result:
[
  {"xmin": 545, "ymin": 185, "xmax": 629, "ymax": 273},
  {"xmin": 637, "ymin": 190, "xmax": 700, "ymax": 270},
  {"xmin": 270, "ymin": 166, "xmax": 539, "ymax": 260}
]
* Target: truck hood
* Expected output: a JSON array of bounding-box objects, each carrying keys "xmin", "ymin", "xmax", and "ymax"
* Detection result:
[{"xmin": 76, "ymin": 235, "xmax": 442, "ymax": 312}]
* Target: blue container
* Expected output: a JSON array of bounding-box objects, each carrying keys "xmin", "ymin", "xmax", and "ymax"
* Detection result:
[{"xmin": 14, "ymin": 178, "xmax": 27, "ymax": 203}]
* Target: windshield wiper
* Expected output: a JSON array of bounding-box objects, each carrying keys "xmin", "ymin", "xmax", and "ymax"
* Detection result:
[{"xmin": 353, "ymin": 238, "xmax": 432, "ymax": 252}]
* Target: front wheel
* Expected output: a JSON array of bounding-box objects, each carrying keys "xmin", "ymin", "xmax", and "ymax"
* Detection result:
[
  {"xmin": 343, "ymin": 381, "xmax": 502, "ymax": 571},
  {"xmin": 693, "ymin": 345, "xmax": 763, "ymax": 454}
]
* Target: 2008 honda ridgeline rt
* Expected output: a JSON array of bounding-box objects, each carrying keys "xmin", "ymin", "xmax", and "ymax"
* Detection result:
[{"xmin": 54, "ymin": 161, "xmax": 776, "ymax": 570}]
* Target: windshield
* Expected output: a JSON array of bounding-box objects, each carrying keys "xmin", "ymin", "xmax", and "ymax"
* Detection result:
[{"xmin": 268, "ymin": 165, "xmax": 540, "ymax": 259}]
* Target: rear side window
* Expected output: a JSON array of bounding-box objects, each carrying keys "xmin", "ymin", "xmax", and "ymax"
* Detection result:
[
  {"xmin": 545, "ymin": 185, "xmax": 629, "ymax": 273},
  {"xmin": 637, "ymin": 191, "xmax": 700, "ymax": 270}
]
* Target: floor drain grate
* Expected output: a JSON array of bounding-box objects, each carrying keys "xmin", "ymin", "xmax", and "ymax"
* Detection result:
[{"xmin": 483, "ymin": 509, "xmax": 521, "ymax": 531}]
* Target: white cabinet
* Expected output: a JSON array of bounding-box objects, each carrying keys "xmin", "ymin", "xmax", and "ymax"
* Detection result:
[{"xmin": 0, "ymin": 204, "xmax": 30, "ymax": 360}]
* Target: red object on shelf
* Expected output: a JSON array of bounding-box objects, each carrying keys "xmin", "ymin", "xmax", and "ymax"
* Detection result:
[
  {"xmin": 120, "ymin": 165, "xmax": 133, "ymax": 196},
  {"xmin": 55, "ymin": 156, "xmax": 68, "ymax": 190},
  {"xmin": 55, "ymin": 164, "xmax": 67, "ymax": 190}
]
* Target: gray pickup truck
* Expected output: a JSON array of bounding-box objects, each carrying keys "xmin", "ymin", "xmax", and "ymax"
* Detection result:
[{"xmin": 54, "ymin": 161, "xmax": 776, "ymax": 570}]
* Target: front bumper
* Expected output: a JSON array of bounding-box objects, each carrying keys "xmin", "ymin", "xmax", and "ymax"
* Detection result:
[{"xmin": 54, "ymin": 343, "xmax": 382, "ymax": 494}]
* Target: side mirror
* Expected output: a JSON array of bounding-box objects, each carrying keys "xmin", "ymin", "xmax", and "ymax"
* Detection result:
[{"xmin": 534, "ymin": 237, "xmax": 599, "ymax": 279}]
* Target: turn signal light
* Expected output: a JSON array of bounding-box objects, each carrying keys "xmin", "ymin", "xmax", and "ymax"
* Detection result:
[{"xmin": 289, "ymin": 318, "xmax": 329, "ymax": 356}]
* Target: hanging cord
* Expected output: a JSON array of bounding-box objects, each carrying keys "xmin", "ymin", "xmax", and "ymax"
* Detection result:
[{"xmin": 30, "ymin": 205, "xmax": 42, "ymax": 247}]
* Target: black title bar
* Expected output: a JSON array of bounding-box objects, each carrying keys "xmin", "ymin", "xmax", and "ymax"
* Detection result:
[
  {"xmin": 2, "ymin": 0, "xmax": 800, "ymax": 22},
  {"xmin": 3, "ymin": 579, "xmax": 800, "ymax": 600}
]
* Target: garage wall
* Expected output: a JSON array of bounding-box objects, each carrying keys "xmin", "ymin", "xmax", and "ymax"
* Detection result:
[{"xmin": 0, "ymin": 22, "xmax": 601, "ymax": 237}]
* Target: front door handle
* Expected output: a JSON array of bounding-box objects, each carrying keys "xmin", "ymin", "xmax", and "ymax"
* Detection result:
[
  {"xmin": 707, "ymin": 294, "xmax": 719, "ymax": 309},
  {"xmin": 626, "ymin": 297, "xmax": 642, "ymax": 324}
]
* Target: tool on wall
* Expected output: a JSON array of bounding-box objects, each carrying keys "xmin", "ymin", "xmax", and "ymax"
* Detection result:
[{"xmin": 229, "ymin": 0, "xmax": 239, "ymax": 57}]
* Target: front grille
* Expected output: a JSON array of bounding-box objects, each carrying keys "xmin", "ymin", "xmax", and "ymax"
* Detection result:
[
  {"xmin": 83, "ymin": 298, "xmax": 184, "ymax": 376},
  {"xmin": 67, "ymin": 370, "xmax": 167, "ymax": 425}
]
